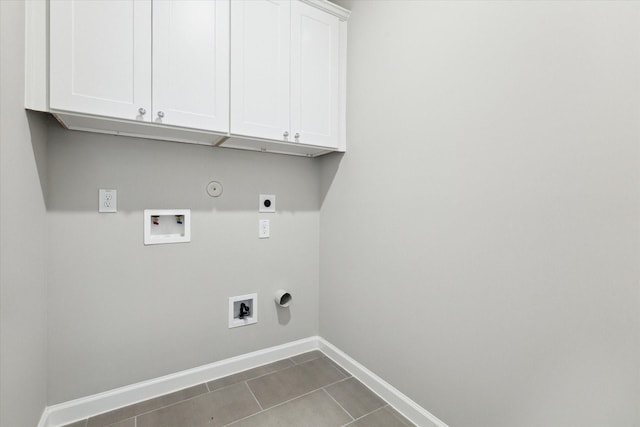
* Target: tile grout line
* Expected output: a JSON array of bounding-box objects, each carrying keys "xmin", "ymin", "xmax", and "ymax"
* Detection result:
[
  {"xmin": 99, "ymin": 354, "xmax": 328, "ymax": 426},
  {"xmin": 325, "ymin": 359, "xmax": 352, "ymax": 379},
  {"xmin": 387, "ymin": 404, "xmax": 416, "ymax": 427},
  {"xmin": 208, "ymin": 361, "xmax": 295, "ymax": 393},
  {"xmin": 290, "ymin": 353, "xmax": 323, "ymax": 365},
  {"xmin": 124, "ymin": 357, "xmax": 412, "ymax": 427},
  {"xmin": 98, "ymin": 384, "xmax": 211, "ymax": 424},
  {"xmin": 340, "ymin": 405, "xmax": 390, "ymax": 427},
  {"xmin": 323, "ymin": 357, "xmax": 415, "ymax": 426},
  {"xmin": 243, "ymin": 381, "xmax": 264, "ymax": 411},
  {"xmin": 224, "ymin": 374, "xmax": 351, "ymax": 427},
  {"xmin": 260, "ymin": 375, "xmax": 353, "ymax": 412},
  {"xmin": 239, "ymin": 362, "xmax": 294, "ymax": 383},
  {"xmin": 215, "ymin": 356, "xmax": 336, "ymax": 403},
  {"xmin": 321, "ymin": 388, "xmax": 355, "ymax": 422},
  {"xmin": 74, "ymin": 353, "xmax": 359, "ymax": 427},
  {"xmin": 84, "ymin": 383, "xmax": 211, "ymax": 426},
  {"xmin": 324, "ymin": 375, "xmax": 351, "ymax": 387},
  {"xmin": 221, "ymin": 409, "xmax": 259, "ymax": 427},
  {"xmin": 107, "ymin": 361, "xmax": 300, "ymax": 426},
  {"xmin": 219, "ymin": 384, "xmax": 267, "ymax": 427},
  {"xmin": 253, "ymin": 387, "xmax": 322, "ymax": 413}
]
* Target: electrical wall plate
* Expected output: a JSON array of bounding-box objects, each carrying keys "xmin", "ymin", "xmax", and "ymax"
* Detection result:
[
  {"xmin": 259, "ymin": 219, "xmax": 270, "ymax": 239},
  {"xmin": 228, "ymin": 293, "xmax": 258, "ymax": 328},
  {"xmin": 99, "ymin": 189, "xmax": 117, "ymax": 213},
  {"xmin": 259, "ymin": 194, "xmax": 276, "ymax": 213}
]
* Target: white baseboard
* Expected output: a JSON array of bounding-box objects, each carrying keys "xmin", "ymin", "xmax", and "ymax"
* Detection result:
[
  {"xmin": 39, "ymin": 336, "xmax": 445, "ymax": 427},
  {"xmin": 39, "ymin": 337, "xmax": 318, "ymax": 427},
  {"xmin": 318, "ymin": 337, "xmax": 448, "ymax": 427}
]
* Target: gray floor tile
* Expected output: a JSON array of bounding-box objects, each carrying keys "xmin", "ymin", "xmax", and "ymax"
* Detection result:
[
  {"xmin": 289, "ymin": 350, "xmax": 324, "ymax": 365},
  {"xmin": 226, "ymin": 390, "xmax": 352, "ymax": 427},
  {"xmin": 104, "ymin": 418, "xmax": 135, "ymax": 427},
  {"xmin": 207, "ymin": 359, "xmax": 294, "ymax": 391},
  {"xmin": 87, "ymin": 383, "xmax": 207, "ymax": 427},
  {"xmin": 387, "ymin": 406, "xmax": 416, "ymax": 427},
  {"xmin": 137, "ymin": 382, "xmax": 260, "ymax": 427},
  {"xmin": 387, "ymin": 406, "xmax": 417, "ymax": 426},
  {"xmin": 324, "ymin": 377, "xmax": 386, "ymax": 419},
  {"xmin": 346, "ymin": 406, "xmax": 413, "ymax": 427},
  {"xmin": 65, "ymin": 355, "xmax": 415, "ymax": 427},
  {"xmin": 325, "ymin": 357, "xmax": 352, "ymax": 378},
  {"xmin": 247, "ymin": 357, "xmax": 348, "ymax": 409}
]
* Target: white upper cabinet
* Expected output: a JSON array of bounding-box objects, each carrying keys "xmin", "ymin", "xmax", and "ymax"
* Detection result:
[
  {"xmin": 229, "ymin": 0, "xmax": 348, "ymax": 150},
  {"xmin": 49, "ymin": 0, "xmax": 229, "ymax": 133},
  {"xmin": 29, "ymin": 0, "xmax": 348, "ymax": 156},
  {"xmin": 230, "ymin": 0, "xmax": 290, "ymax": 141},
  {"xmin": 290, "ymin": 1, "xmax": 340, "ymax": 148},
  {"xmin": 49, "ymin": 0, "xmax": 152, "ymax": 121},
  {"xmin": 153, "ymin": 0, "xmax": 229, "ymax": 131}
]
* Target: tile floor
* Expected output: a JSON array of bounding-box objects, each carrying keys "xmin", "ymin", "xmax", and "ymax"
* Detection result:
[{"xmin": 62, "ymin": 350, "xmax": 415, "ymax": 427}]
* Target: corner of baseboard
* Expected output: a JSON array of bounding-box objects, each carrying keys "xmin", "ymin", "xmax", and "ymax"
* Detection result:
[
  {"xmin": 317, "ymin": 336, "xmax": 448, "ymax": 427},
  {"xmin": 37, "ymin": 406, "xmax": 52, "ymax": 427}
]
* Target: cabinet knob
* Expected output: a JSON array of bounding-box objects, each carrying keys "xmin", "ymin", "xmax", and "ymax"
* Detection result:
[
  {"xmin": 138, "ymin": 107, "xmax": 147, "ymax": 115},
  {"xmin": 294, "ymin": 133, "xmax": 300, "ymax": 140},
  {"xmin": 283, "ymin": 131, "xmax": 289, "ymax": 138},
  {"xmin": 157, "ymin": 111, "xmax": 164, "ymax": 119}
]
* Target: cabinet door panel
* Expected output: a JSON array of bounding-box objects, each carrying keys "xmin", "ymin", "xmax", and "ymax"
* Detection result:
[
  {"xmin": 153, "ymin": 0, "xmax": 229, "ymax": 132},
  {"xmin": 291, "ymin": 1, "xmax": 340, "ymax": 148},
  {"xmin": 50, "ymin": 0, "xmax": 151, "ymax": 121},
  {"xmin": 230, "ymin": 0, "xmax": 290, "ymax": 141}
]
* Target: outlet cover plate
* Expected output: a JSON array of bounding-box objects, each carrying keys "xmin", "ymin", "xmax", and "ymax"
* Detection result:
[
  {"xmin": 259, "ymin": 219, "xmax": 270, "ymax": 239},
  {"xmin": 259, "ymin": 194, "xmax": 276, "ymax": 213},
  {"xmin": 99, "ymin": 189, "xmax": 117, "ymax": 213}
]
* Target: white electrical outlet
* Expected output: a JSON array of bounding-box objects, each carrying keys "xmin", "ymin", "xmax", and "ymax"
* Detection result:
[
  {"xmin": 259, "ymin": 219, "xmax": 270, "ymax": 239},
  {"xmin": 99, "ymin": 189, "xmax": 117, "ymax": 213}
]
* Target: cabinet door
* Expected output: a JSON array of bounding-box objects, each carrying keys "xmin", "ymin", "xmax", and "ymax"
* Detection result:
[
  {"xmin": 49, "ymin": 0, "xmax": 152, "ymax": 121},
  {"xmin": 290, "ymin": 1, "xmax": 340, "ymax": 148},
  {"xmin": 230, "ymin": 0, "xmax": 290, "ymax": 141},
  {"xmin": 153, "ymin": 0, "xmax": 229, "ymax": 132}
]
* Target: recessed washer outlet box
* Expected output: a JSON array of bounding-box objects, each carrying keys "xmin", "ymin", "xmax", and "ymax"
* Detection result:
[
  {"xmin": 229, "ymin": 293, "xmax": 258, "ymax": 328},
  {"xmin": 144, "ymin": 209, "xmax": 191, "ymax": 245}
]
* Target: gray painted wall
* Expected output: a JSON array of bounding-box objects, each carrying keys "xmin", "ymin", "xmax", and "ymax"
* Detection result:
[
  {"xmin": 0, "ymin": 2, "xmax": 49, "ymax": 426},
  {"xmin": 320, "ymin": 2, "xmax": 640, "ymax": 426},
  {"xmin": 4, "ymin": 0, "xmax": 321, "ymax": 409},
  {"xmin": 46, "ymin": 126, "xmax": 320, "ymax": 403}
]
